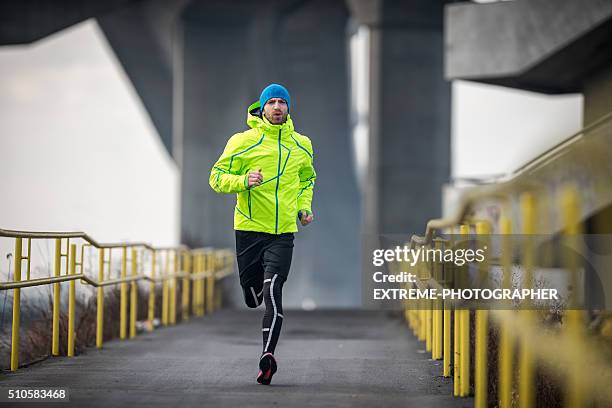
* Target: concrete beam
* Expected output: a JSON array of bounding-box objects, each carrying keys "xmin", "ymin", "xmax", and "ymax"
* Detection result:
[
  {"xmin": 0, "ymin": 0, "xmax": 141, "ymax": 45},
  {"xmin": 97, "ymin": 0, "xmax": 188, "ymax": 155},
  {"xmin": 445, "ymin": 0, "xmax": 612, "ymax": 94}
]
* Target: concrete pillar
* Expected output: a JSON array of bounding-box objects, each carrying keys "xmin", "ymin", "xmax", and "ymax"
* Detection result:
[
  {"xmin": 348, "ymin": 0, "xmax": 450, "ymax": 237},
  {"xmin": 347, "ymin": 0, "xmax": 450, "ymax": 307}
]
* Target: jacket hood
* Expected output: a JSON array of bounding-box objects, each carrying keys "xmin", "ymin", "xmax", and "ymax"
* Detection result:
[{"xmin": 247, "ymin": 100, "xmax": 294, "ymax": 136}]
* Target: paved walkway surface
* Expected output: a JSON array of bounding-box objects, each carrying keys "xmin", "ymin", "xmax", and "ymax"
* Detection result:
[{"xmin": 1, "ymin": 309, "xmax": 472, "ymax": 407}]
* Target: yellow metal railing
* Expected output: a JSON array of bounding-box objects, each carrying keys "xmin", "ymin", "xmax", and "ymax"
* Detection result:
[
  {"xmin": 0, "ymin": 228, "xmax": 234, "ymax": 371},
  {"xmin": 402, "ymin": 113, "xmax": 612, "ymax": 408}
]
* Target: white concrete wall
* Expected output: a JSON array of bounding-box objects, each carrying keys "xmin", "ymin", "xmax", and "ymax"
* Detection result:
[
  {"xmin": 451, "ymin": 80, "xmax": 583, "ymax": 180},
  {"xmin": 0, "ymin": 20, "xmax": 179, "ymax": 247}
]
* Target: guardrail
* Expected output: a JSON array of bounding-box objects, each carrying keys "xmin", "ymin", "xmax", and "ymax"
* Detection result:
[
  {"xmin": 401, "ymin": 113, "xmax": 612, "ymax": 408},
  {"xmin": 0, "ymin": 228, "xmax": 234, "ymax": 372}
]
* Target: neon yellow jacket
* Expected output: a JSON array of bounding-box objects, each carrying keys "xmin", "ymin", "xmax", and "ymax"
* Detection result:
[{"xmin": 209, "ymin": 101, "xmax": 316, "ymax": 234}]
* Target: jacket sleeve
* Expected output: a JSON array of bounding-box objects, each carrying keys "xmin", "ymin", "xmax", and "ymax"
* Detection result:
[
  {"xmin": 209, "ymin": 134, "xmax": 249, "ymax": 194},
  {"xmin": 296, "ymin": 137, "xmax": 316, "ymax": 213}
]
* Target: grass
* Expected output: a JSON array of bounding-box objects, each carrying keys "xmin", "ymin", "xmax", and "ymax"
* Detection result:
[{"xmin": 0, "ymin": 281, "xmax": 176, "ymax": 371}]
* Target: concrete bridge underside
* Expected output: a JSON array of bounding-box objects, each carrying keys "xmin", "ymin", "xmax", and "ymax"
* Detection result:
[{"xmin": 0, "ymin": 0, "xmax": 451, "ymax": 308}]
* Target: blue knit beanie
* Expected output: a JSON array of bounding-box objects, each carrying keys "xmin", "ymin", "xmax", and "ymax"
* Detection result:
[{"xmin": 259, "ymin": 83, "xmax": 291, "ymax": 112}]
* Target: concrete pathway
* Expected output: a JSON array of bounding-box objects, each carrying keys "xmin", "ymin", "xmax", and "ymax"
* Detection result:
[{"xmin": 1, "ymin": 310, "xmax": 473, "ymax": 408}]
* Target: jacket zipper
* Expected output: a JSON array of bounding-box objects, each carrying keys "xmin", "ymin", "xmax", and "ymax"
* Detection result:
[{"xmin": 274, "ymin": 128, "xmax": 281, "ymax": 234}]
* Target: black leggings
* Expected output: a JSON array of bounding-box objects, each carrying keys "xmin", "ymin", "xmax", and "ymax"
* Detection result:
[{"xmin": 236, "ymin": 230, "xmax": 294, "ymax": 354}]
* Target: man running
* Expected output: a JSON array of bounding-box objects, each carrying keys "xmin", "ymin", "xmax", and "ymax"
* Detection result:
[{"xmin": 209, "ymin": 83, "xmax": 316, "ymax": 385}]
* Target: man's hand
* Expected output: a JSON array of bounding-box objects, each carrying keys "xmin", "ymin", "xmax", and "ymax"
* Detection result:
[
  {"xmin": 298, "ymin": 209, "xmax": 314, "ymax": 226},
  {"xmin": 247, "ymin": 169, "xmax": 263, "ymax": 188}
]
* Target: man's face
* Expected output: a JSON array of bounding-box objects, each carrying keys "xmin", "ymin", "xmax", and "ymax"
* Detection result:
[{"xmin": 263, "ymin": 97, "xmax": 289, "ymax": 125}]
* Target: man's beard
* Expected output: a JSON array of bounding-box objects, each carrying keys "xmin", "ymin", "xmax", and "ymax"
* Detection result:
[{"xmin": 265, "ymin": 111, "xmax": 288, "ymax": 124}]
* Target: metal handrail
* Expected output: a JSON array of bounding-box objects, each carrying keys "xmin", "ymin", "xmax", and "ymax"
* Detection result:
[
  {"xmin": 0, "ymin": 228, "xmax": 155, "ymax": 249},
  {"xmin": 403, "ymin": 113, "xmax": 612, "ymax": 408},
  {"xmin": 0, "ymin": 268, "xmax": 231, "ymax": 290},
  {"xmin": 0, "ymin": 228, "xmax": 235, "ymax": 372}
]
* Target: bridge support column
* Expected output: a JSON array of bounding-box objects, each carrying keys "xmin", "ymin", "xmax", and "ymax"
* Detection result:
[{"xmin": 347, "ymin": 0, "xmax": 451, "ymax": 307}]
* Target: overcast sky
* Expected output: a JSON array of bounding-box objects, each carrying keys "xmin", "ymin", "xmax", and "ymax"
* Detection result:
[{"xmin": 0, "ymin": 20, "xmax": 179, "ymax": 253}]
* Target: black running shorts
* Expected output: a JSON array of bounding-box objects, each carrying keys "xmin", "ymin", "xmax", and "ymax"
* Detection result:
[{"xmin": 235, "ymin": 230, "xmax": 294, "ymax": 288}]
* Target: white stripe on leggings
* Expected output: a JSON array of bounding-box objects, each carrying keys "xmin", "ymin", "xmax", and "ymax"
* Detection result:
[
  {"xmin": 264, "ymin": 274, "xmax": 278, "ymax": 352},
  {"xmin": 250, "ymin": 287, "xmax": 259, "ymax": 305}
]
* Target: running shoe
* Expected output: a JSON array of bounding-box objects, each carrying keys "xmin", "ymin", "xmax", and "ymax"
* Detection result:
[{"xmin": 256, "ymin": 352, "xmax": 277, "ymax": 385}]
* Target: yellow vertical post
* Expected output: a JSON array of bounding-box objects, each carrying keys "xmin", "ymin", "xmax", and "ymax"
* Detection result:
[
  {"xmin": 452, "ymin": 225, "xmax": 461, "ymax": 396},
  {"xmin": 207, "ymin": 254, "xmax": 215, "ymax": 313},
  {"xmin": 459, "ymin": 224, "xmax": 470, "ymax": 397},
  {"xmin": 10, "ymin": 238, "xmax": 23, "ymax": 371},
  {"xmin": 419, "ymin": 305, "xmax": 425, "ymax": 337},
  {"xmin": 413, "ymin": 307, "xmax": 418, "ymax": 336},
  {"xmin": 215, "ymin": 284, "xmax": 222, "ymax": 310},
  {"xmin": 170, "ymin": 250, "xmax": 177, "ymax": 324},
  {"xmin": 499, "ymin": 216, "xmax": 513, "ymax": 408},
  {"xmin": 194, "ymin": 254, "xmax": 199, "ymax": 317},
  {"xmin": 96, "ymin": 247, "xmax": 105, "ymax": 348},
  {"xmin": 65, "ymin": 238, "xmax": 70, "ymax": 278},
  {"xmin": 130, "ymin": 248, "xmax": 138, "ymax": 338},
  {"xmin": 475, "ymin": 309, "xmax": 488, "ymax": 406},
  {"xmin": 475, "ymin": 221, "xmax": 490, "ymax": 408},
  {"xmin": 200, "ymin": 253, "xmax": 210, "ymax": 316},
  {"xmin": 443, "ymin": 300, "xmax": 451, "ymax": 377},
  {"xmin": 561, "ymin": 186, "xmax": 585, "ymax": 408},
  {"xmin": 200, "ymin": 254, "xmax": 205, "ymax": 316},
  {"xmin": 519, "ymin": 192, "xmax": 535, "ymax": 408},
  {"xmin": 204, "ymin": 254, "xmax": 208, "ymax": 316},
  {"xmin": 437, "ymin": 299, "xmax": 443, "ymax": 360},
  {"xmin": 454, "ymin": 307, "xmax": 460, "ymax": 396},
  {"xmin": 25, "ymin": 239, "xmax": 31, "ymax": 281},
  {"xmin": 425, "ymin": 300, "xmax": 432, "ymax": 353},
  {"xmin": 168, "ymin": 252, "xmax": 173, "ymax": 324},
  {"xmin": 431, "ymin": 299, "xmax": 438, "ymax": 359},
  {"xmin": 404, "ymin": 288, "xmax": 410, "ymax": 328},
  {"xmin": 162, "ymin": 250, "xmax": 169, "ymax": 326},
  {"xmin": 475, "ymin": 309, "xmax": 488, "ymax": 405},
  {"xmin": 192, "ymin": 254, "xmax": 199, "ymax": 317},
  {"xmin": 459, "ymin": 308, "xmax": 470, "ymax": 396},
  {"xmin": 453, "ymin": 225, "xmax": 461, "ymax": 394},
  {"xmin": 431, "ymin": 308, "xmax": 437, "ymax": 358},
  {"xmin": 418, "ymin": 307, "xmax": 425, "ymax": 341},
  {"xmin": 199, "ymin": 253, "xmax": 205, "ymax": 316},
  {"xmin": 52, "ymin": 238, "xmax": 61, "ymax": 356},
  {"xmin": 120, "ymin": 246, "xmax": 128, "ymax": 340},
  {"xmin": 148, "ymin": 250, "xmax": 156, "ymax": 332},
  {"xmin": 406, "ymin": 291, "xmax": 412, "ymax": 330},
  {"xmin": 67, "ymin": 243, "xmax": 77, "ymax": 357},
  {"xmin": 433, "ymin": 240, "xmax": 443, "ymax": 361},
  {"xmin": 108, "ymin": 249, "xmax": 112, "ymax": 280},
  {"xmin": 182, "ymin": 252, "xmax": 191, "ymax": 321},
  {"xmin": 423, "ymin": 246, "xmax": 433, "ymax": 358},
  {"xmin": 193, "ymin": 254, "xmax": 199, "ymax": 316}
]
